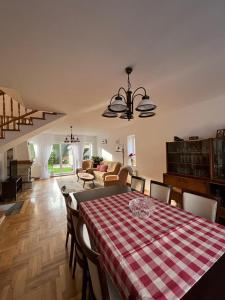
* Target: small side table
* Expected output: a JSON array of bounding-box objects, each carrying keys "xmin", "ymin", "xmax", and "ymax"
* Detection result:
[{"xmin": 77, "ymin": 172, "xmax": 95, "ymax": 188}]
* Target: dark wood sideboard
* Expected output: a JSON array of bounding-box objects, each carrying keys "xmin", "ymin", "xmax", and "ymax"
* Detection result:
[
  {"xmin": 163, "ymin": 138, "xmax": 225, "ymax": 222},
  {"xmin": 1, "ymin": 176, "xmax": 22, "ymax": 201}
]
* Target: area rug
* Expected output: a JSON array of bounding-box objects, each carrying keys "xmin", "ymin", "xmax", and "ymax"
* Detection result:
[
  {"xmin": 56, "ymin": 175, "xmax": 103, "ymax": 193},
  {"xmin": 0, "ymin": 201, "xmax": 24, "ymax": 216}
]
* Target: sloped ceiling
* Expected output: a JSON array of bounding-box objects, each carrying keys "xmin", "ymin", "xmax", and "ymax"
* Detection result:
[{"xmin": 0, "ymin": 0, "xmax": 225, "ymax": 135}]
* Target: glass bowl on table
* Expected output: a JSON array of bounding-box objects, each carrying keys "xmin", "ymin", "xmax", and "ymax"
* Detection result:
[{"xmin": 129, "ymin": 197, "xmax": 156, "ymax": 218}]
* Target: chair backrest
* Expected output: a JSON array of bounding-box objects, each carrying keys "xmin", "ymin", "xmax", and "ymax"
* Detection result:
[
  {"xmin": 76, "ymin": 217, "xmax": 110, "ymax": 300},
  {"xmin": 182, "ymin": 191, "xmax": 218, "ymax": 222},
  {"xmin": 150, "ymin": 180, "xmax": 172, "ymax": 204},
  {"xmin": 69, "ymin": 204, "xmax": 92, "ymax": 270},
  {"xmin": 131, "ymin": 176, "xmax": 145, "ymax": 193},
  {"xmin": 117, "ymin": 166, "xmax": 133, "ymax": 186},
  {"xmin": 103, "ymin": 161, "xmax": 122, "ymax": 174},
  {"xmin": 82, "ymin": 160, "xmax": 93, "ymax": 170},
  {"xmin": 62, "ymin": 192, "xmax": 73, "ymax": 232}
]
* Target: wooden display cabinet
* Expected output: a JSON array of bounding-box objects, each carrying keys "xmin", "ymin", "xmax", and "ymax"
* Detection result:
[{"xmin": 164, "ymin": 138, "xmax": 225, "ymax": 222}]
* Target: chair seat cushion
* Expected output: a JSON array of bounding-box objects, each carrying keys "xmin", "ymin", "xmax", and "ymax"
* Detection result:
[{"xmin": 105, "ymin": 175, "xmax": 119, "ymax": 181}]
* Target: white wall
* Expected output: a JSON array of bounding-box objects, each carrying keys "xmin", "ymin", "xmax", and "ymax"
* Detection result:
[
  {"xmin": 100, "ymin": 95, "xmax": 225, "ymax": 190},
  {"xmin": 0, "ymin": 142, "xmax": 30, "ymax": 181},
  {"xmin": 14, "ymin": 142, "xmax": 30, "ymax": 160}
]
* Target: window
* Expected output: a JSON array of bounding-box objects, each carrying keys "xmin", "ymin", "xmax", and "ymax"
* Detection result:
[
  {"xmin": 83, "ymin": 143, "xmax": 92, "ymax": 160},
  {"xmin": 48, "ymin": 144, "xmax": 74, "ymax": 175},
  {"xmin": 127, "ymin": 135, "xmax": 136, "ymax": 166}
]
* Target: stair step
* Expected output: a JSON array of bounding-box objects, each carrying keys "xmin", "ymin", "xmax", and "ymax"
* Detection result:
[
  {"xmin": 30, "ymin": 116, "xmax": 45, "ymax": 121},
  {"xmin": 17, "ymin": 122, "xmax": 33, "ymax": 125},
  {"xmin": 43, "ymin": 112, "xmax": 57, "ymax": 116},
  {"xmin": 2, "ymin": 128, "xmax": 20, "ymax": 132}
]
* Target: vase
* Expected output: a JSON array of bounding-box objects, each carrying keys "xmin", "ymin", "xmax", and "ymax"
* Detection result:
[{"xmin": 130, "ymin": 158, "xmax": 134, "ymax": 166}]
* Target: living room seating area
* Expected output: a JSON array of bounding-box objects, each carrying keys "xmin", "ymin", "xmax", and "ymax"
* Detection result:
[{"xmin": 87, "ymin": 160, "xmax": 122, "ymax": 185}]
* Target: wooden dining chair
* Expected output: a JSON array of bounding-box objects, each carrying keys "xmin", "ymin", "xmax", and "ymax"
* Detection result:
[
  {"xmin": 131, "ymin": 175, "xmax": 145, "ymax": 193},
  {"xmin": 76, "ymin": 216, "xmax": 121, "ymax": 300},
  {"xmin": 61, "ymin": 191, "xmax": 75, "ymax": 268},
  {"xmin": 69, "ymin": 206, "xmax": 91, "ymax": 299},
  {"xmin": 182, "ymin": 190, "xmax": 218, "ymax": 222},
  {"xmin": 150, "ymin": 180, "xmax": 172, "ymax": 204}
]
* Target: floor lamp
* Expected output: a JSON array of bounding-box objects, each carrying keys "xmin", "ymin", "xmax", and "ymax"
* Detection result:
[{"xmin": 116, "ymin": 145, "xmax": 125, "ymax": 165}]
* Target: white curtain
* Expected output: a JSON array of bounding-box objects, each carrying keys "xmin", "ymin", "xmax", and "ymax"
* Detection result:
[
  {"xmin": 71, "ymin": 144, "xmax": 79, "ymax": 171},
  {"xmin": 34, "ymin": 136, "xmax": 53, "ymax": 179},
  {"xmin": 71, "ymin": 142, "xmax": 84, "ymax": 170},
  {"xmin": 78, "ymin": 142, "xmax": 84, "ymax": 168},
  {"xmin": 127, "ymin": 135, "xmax": 136, "ymax": 155}
]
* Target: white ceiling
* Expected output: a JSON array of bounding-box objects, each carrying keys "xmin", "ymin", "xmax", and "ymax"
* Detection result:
[{"xmin": 0, "ymin": 0, "xmax": 225, "ymax": 135}]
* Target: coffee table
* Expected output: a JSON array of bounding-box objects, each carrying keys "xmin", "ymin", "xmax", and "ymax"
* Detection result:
[{"xmin": 77, "ymin": 172, "xmax": 95, "ymax": 188}]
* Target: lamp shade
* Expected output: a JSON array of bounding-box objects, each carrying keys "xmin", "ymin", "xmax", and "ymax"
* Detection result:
[
  {"xmin": 108, "ymin": 95, "xmax": 127, "ymax": 112},
  {"xmin": 135, "ymin": 95, "xmax": 156, "ymax": 112},
  {"xmin": 139, "ymin": 111, "xmax": 155, "ymax": 118},
  {"xmin": 102, "ymin": 108, "xmax": 118, "ymax": 118}
]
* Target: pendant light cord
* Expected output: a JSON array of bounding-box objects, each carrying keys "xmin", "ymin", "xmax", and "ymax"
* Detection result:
[{"xmin": 128, "ymin": 73, "xmax": 131, "ymax": 91}]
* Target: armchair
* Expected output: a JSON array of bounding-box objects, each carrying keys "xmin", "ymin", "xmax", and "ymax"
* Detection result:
[
  {"xmin": 76, "ymin": 160, "xmax": 93, "ymax": 175},
  {"xmin": 104, "ymin": 166, "xmax": 133, "ymax": 187}
]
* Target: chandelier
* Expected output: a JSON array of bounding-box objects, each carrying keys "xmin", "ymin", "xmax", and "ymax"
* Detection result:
[
  {"xmin": 102, "ymin": 67, "xmax": 157, "ymax": 121},
  {"xmin": 64, "ymin": 126, "xmax": 80, "ymax": 143}
]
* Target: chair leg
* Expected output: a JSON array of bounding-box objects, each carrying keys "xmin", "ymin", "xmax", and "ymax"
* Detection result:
[
  {"xmin": 65, "ymin": 231, "xmax": 69, "ymax": 248},
  {"xmin": 69, "ymin": 236, "xmax": 74, "ymax": 268},
  {"xmin": 81, "ymin": 268, "xmax": 88, "ymax": 300},
  {"xmin": 88, "ymin": 273, "xmax": 94, "ymax": 300},
  {"xmin": 72, "ymin": 246, "xmax": 77, "ymax": 278}
]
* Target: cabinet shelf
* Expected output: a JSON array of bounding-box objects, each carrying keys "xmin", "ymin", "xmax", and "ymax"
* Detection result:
[
  {"xmin": 168, "ymin": 162, "xmax": 209, "ymax": 166},
  {"xmin": 168, "ymin": 152, "xmax": 209, "ymax": 154}
]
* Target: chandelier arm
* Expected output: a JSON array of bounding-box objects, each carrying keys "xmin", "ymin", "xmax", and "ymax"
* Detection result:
[
  {"xmin": 132, "ymin": 93, "xmax": 145, "ymax": 102},
  {"xmin": 118, "ymin": 87, "xmax": 127, "ymax": 96},
  {"xmin": 132, "ymin": 87, "xmax": 147, "ymax": 98}
]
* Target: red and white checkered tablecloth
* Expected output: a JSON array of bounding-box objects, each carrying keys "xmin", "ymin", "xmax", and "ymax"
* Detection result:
[{"xmin": 80, "ymin": 191, "xmax": 225, "ymax": 300}]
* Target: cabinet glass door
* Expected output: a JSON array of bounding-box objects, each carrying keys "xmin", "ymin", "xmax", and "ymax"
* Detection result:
[{"xmin": 213, "ymin": 138, "xmax": 225, "ymax": 180}]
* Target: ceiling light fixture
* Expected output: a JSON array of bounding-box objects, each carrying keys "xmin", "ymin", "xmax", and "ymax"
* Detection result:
[
  {"xmin": 102, "ymin": 66, "xmax": 157, "ymax": 121},
  {"xmin": 64, "ymin": 126, "xmax": 80, "ymax": 143}
]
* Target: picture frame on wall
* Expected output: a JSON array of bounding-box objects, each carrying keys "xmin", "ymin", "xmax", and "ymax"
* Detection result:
[{"xmin": 216, "ymin": 129, "xmax": 225, "ymax": 138}]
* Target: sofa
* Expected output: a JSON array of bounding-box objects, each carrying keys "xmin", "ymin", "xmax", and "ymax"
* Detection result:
[{"xmin": 87, "ymin": 160, "xmax": 122, "ymax": 185}]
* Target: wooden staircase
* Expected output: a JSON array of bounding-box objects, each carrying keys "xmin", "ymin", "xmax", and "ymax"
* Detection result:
[{"xmin": 0, "ymin": 90, "xmax": 62, "ymax": 143}]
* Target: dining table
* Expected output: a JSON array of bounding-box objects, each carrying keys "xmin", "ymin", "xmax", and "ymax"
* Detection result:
[{"xmin": 78, "ymin": 188, "xmax": 225, "ymax": 300}]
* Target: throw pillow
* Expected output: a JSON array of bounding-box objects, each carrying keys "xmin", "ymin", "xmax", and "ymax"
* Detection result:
[
  {"xmin": 99, "ymin": 164, "xmax": 108, "ymax": 172},
  {"xmin": 96, "ymin": 164, "xmax": 101, "ymax": 171}
]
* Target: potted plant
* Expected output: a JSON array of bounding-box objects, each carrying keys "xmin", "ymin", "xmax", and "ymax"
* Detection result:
[{"xmin": 92, "ymin": 156, "xmax": 103, "ymax": 168}]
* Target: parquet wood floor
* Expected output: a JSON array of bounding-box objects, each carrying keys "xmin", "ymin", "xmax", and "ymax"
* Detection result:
[{"xmin": 0, "ymin": 178, "xmax": 82, "ymax": 300}]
